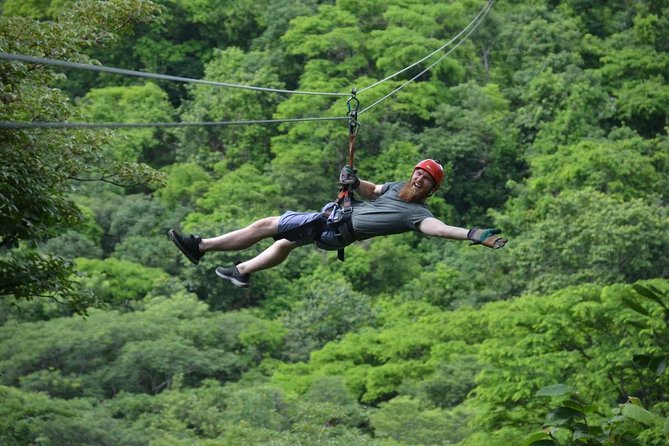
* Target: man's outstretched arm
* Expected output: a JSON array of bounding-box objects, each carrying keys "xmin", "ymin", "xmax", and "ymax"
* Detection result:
[
  {"xmin": 356, "ymin": 179, "xmax": 383, "ymax": 200},
  {"xmin": 418, "ymin": 217, "xmax": 507, "ymax": 249},
  {"xmin": 418, "ymin": 217, "xmax": 469, "ymax": 240}
]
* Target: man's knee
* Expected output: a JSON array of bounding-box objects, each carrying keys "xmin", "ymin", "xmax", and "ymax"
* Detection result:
[
  {"xmin": 250, "ymin": 216, "xmax": 280, "ymax": 234},
  {"xmin": 274, "ymin": 238, "xmax": 297, "ymax": 249}
]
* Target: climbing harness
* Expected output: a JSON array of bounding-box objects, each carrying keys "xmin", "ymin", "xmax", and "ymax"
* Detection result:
[{"xmin": 272, "ymin": 90, "xmax": 360, "ymax": 254}]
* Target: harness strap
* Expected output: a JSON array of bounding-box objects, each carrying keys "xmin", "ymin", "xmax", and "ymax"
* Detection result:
[{"xmin": 336, "ymin": 213, "xmax": 354, "ymax": 260}]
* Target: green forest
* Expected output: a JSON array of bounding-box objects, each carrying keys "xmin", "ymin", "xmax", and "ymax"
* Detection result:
[{"xmin": 1, "ymin": 0, "xmax": 668, "ymax": 444}]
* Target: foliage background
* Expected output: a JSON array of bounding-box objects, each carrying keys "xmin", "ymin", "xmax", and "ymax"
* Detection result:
[{"xmin": 1, "ymin": 0, "xmax": 668, "ymax": 444}]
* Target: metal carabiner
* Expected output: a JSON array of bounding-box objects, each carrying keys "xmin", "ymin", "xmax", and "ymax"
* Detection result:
[
  {"xmin": 346, "ymin": 88, "xmax": 360, "ymax": 136},
  {"xmin": 346, "ymin": 89, "xmax": 360, "ymax": 116}
]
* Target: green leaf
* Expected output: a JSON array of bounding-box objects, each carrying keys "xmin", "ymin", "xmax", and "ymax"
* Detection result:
[
  {"xmin": 546, "ymin": 406, "xmax": 583, "ymax": 425},
  {"xmin": 524, "ymin": 431, "xmax": 551, "ymax": 446},
  {"xmin": 536, "ymin": 384, "xmax": 575, "ymax": 397},
  {"xmin": 633, "ymin": 284, "xmax": 668, "ymax": 309},
  {"xmin": 525, "ymin": 431, "xmax": 557, "ymax": 446},
  {"xmin": 621, "ymin": 402, "xmax": 658, "ymax": 426},
  {"xmin": 658, "ymin": 358, "xmax": 668, "ymax": 375},
  {"xmin": 622, "ymin": 296, "xmax": 650, "ymax": 316},
  {"xmin": 574, "ymin": 422, "xmax": 603, "ymax": 436},
  {"xmin": 563, "ymin": 399, "xmax": 582, "ymax": 411},
  {"xmin": 664, "ymin": 416, "xmax": 669, "ymax": 435},
  {"xmin": 572, "ymin": 430, "xmax": 591, "ymax": 441},
  {"xmin": 563, "ymin": 398, "xmax": 598, "ymax": 414},
  {"xmin": 647, "ymin": 284, "xmax": 666, "ymax": 297}
]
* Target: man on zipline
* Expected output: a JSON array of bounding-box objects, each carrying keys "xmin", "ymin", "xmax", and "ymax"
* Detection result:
[{"xmin": 168, "ymin": 159, "xmax": 507, "ymax": 287}]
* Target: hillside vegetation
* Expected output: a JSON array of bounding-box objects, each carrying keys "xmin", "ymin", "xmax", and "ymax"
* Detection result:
[{"xmin": 1, "ymin": 0, "xmax": 668, "ymax": 445}]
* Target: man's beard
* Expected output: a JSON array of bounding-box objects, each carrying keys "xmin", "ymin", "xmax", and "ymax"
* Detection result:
[{"xmin": 398, "ymin": 181, "xmax": 431, "ymax": 203}]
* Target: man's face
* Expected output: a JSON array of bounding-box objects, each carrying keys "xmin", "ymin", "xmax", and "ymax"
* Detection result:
[{"xmin": 398, "ymin": 168, "xmax": 436, "ymax": 202}]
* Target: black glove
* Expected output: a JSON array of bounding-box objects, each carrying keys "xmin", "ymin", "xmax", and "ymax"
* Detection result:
[
  {"xmin": 339, "ymin": 165, "xmax": 360, "ymax": 190},
  {"xmin": 467, "ymin": 227, "xmax": 507, "ymax": 249}
]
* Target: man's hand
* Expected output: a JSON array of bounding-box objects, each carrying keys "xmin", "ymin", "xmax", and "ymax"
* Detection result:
[
  {"xmin": 339, "ymin": 165, "xmax": 360, "ymax": 189},
  {"xmin": 467, "ymin": 227, "xmax": 507, "ymax": 249}
]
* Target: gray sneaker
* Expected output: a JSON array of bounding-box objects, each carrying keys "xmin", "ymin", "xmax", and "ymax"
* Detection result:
[
  {"xmin": 168, "ymin": 229, "xmax": 203, "ymax": 264},
  {"xmin": 215, "ymin": 263, "xmax": 250, "ymax": 288}
]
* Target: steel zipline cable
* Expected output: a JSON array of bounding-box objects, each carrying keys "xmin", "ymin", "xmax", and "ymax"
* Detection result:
[
  {"xmin": 0, "ymin": 0, "xmax": 493, "ymax": 130},
  {"xmin": 0, "ymin": 51, "xmax": 348, "ymax": 97},
  {"xmin": 359, "ymin": 0, "xmax": 494, "ymax": 115},
  {"xmin": 0, "ymin": 116, "xmax": 349, "ymax": 130},
  {"xmin": 0, "ymin": 51, "xmax": 351, "ymax": 129},
  {"xmin": 356, "ymin": 0, "xmax": 494, "ymax": 95}
]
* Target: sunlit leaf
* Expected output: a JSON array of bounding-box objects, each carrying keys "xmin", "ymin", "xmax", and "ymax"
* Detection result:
[
  {"xmin": 536, "ymin": 384, "xmax": 575, "ymax": 397},
  {"xmin": 621, "ymin": 402, "xmax": 658, "ymax": 426},
  {"xmin": 523, "ymin": 431, "xmax": 553, "ymax": 446}
]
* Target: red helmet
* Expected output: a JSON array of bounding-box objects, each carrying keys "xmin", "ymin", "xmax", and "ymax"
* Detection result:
[{"xmin": 414, "ymin": 159, "xmax": 444, "ymax": 189}]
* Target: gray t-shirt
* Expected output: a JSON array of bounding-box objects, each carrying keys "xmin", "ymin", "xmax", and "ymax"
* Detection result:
[{"xmin": 351, "ymin": 181, "xmax": 434, "ymax": 241}]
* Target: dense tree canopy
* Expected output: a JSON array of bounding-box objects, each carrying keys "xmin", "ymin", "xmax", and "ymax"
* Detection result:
[{"xmin": 1, "ymin": 0, "xmax": 668, "ymax": 445}]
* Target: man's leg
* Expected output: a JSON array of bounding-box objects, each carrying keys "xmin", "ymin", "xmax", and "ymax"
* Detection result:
[
  {"xmin": 169, "ymin": 216, "xmax": 280, "ymax": 265},
  {"xmin": 237, "ymin": 238, "xmax": 297, "ymax": 274},
  {"xmin": 215, "ymin": 239, "xmax": 297, "ymax": 287},
  {"xmin": 199, "ymin": 216, "xmax": 280, "ymax": 252}
]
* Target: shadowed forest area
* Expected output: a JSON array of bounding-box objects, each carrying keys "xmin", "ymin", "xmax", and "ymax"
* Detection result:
[{"xmin": 1, "ymin": 0, "xmax": 668, "ymax": 444}]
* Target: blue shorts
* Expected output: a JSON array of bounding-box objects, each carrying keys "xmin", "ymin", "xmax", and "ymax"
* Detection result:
[{"xmin": 274, "ymin": 210, "xmax": 348, "ymax": 250}]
